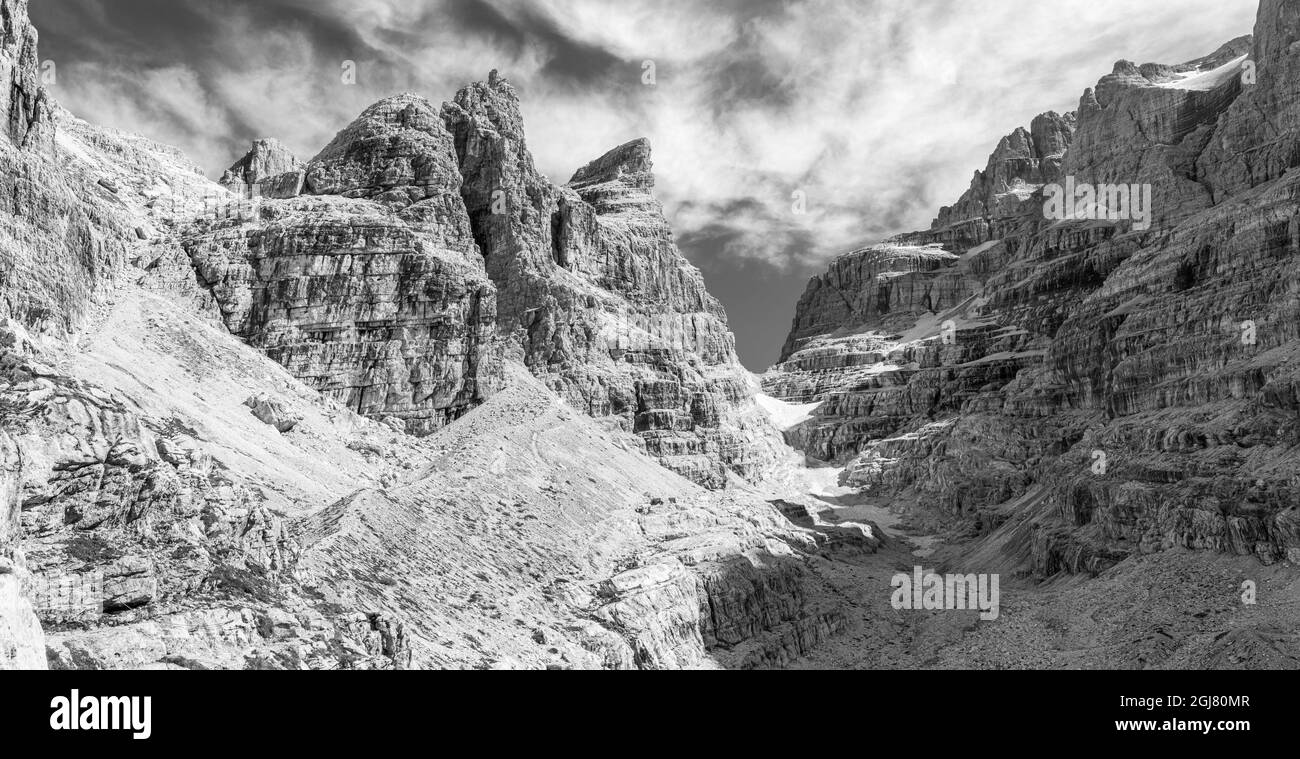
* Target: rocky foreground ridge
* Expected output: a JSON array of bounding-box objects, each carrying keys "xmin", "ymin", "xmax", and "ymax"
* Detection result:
[
  {"xmin": 0, "ymin": 0, "xmax": 858, "ymax": 670},
  {"xmin": 765, "ymin": 0, "xmax": 1300, "ymax": 582}
]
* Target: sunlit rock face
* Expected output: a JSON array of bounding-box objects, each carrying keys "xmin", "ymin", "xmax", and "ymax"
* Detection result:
[
  {"xmin": 766, "ymin": 0, "xmax": 1300, "ymax": 575},
  {"xmin": 220, "ymin": 139, "xmax": 304, "ymax": 199},
  {"xmin": 186, "ymin": 95, "xmax": 501, "ymax": 436},
  {"xmin": 0, "ymin": 0, "xmax": 49, "ymax": 149},
  {"xmin": 0, "ymin": 0, "xmax": 63, "ymax": 669}
]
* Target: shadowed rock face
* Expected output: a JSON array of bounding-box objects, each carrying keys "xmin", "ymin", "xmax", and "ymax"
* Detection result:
[
  {"xmin": 1199, "ymin": 1, "xmax": 1300, "ymax": 199},
  {"xmin": 767, "ymin": 0, "xmax": 1300, "ymax": 575}
]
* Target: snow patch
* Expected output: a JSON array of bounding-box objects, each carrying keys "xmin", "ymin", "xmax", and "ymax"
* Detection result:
[
  {"xmin": 756, "ymin": 394, "xmax": 822, "ymax": 430},
  {"xmin": 1154, "ymin": 55, "xmax": 1247, "ymax": 91}
]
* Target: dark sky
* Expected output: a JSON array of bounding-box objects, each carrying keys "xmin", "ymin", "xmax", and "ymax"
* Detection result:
[{"xmin": 29, "ymin": 0, "xmax": 1258, "ymax": 370}]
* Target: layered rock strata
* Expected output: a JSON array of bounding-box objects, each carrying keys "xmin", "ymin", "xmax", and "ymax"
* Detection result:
[
  {"xmin": 437, "ymin": 73, "xmax": 788, "ymax": 487},
  {"xmin": 189, "ymin": 76, "xmax": 787, "ymax": 486},
  {"xmin": 219, "ymin": 138, "xmax": 304, "ymax": 199},
  {"xmin": 765, "ymin": 0, "xmax": 1300, "ymax": 576}
]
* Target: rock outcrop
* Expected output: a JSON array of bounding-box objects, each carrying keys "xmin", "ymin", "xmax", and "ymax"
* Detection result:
[
  {"xmin": 438, "ymin": 73, "xmax": 788, "ymax": 487},
  {"xmin": 187, "ymin": 95, "xmax": 503, "ymax": 436},
  {"xmin": 189, "ymin": 75, "xmax": 788, "ymax": 486},
  {"xmin": 766, "ymin": 0, "xmax": 1300, "ymax": 577},
  {"xmin": 931, "ymin": 111, "xmax": 1076, "ymax": 247},
  {"xmin": 220, "ymin": 138, "xmax": 304, "ymax": 199},
  {"xmin": 0, "ymin": 0, "xmax": 49, "ymax": 149}
]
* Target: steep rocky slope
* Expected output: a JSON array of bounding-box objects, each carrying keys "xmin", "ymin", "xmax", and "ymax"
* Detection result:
[
  {"xmin": 292, "ymin": 368, "xmax": 867, "ymax": 669},
  {"xmin": 765, "ymin": 0, "xmax": 1300, "ymax": 582}
]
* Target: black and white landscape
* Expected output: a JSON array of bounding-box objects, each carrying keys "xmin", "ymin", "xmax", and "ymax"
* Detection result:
[{"xmin": 2, "ymin": 0, "xmax": 1299, "ymax": 671}]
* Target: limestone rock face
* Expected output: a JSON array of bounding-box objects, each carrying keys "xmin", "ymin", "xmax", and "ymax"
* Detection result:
[
  {"xmin": 220, "ymin": 139, "xmax": 304, "ymax": 199},
  {"xmin": 0, "ymin": 0, "xmax": 49, "ymax": 149},
  {"xmin": 304, "ymin": 94, "xmax": 467, "ymax": 212},
  {"xmin": 191, "ymin": 80, "xmax": 786, "ymax": 485},
  {"xmin": 1199, "ymin": 3, "xmax": 1300, "ymax": 199},
  {"xmin": 764, "ymin": 244, "xmax": 976, "ymax": 461},
  {"xmin": 185, "ymin": 194, "xmax": 501, "ymax": 436},
  {"xmin": 189, "ymin": 94, "xmax": 502, "ymax": 436},
  {"xmin": 766, "ymin": 0, "xmax": 1300, "ymax": 577},
  {"xmin": 438, "ymin": 72, "xmax": 788, "ymax": 487},
  {"xmin": 2, "ymin": 423, "xmax": 44, "ymax": 669}
]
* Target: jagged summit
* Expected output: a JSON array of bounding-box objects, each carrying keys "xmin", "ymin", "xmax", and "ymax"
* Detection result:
[
  {"xmin": 569, "ymin": 137, "xmax": 654, "ymax": 189},
  {"xmin": 442, "ymin": 70, "xmax": 526, "ymax": 145},
  {"xmin": 220, "ymin": 138, "xmax": 303, "ymax": 198},
  {"xmin": 303, "ymin": 92, "xmax": 463, "ymax": 207},
  {"xmin": 929, "ymin": 110, "xmax": 1076, "ymax": 239},
  {"xmin": 568, "ymin": 138, "xmax": 658, "ymax": 217}
]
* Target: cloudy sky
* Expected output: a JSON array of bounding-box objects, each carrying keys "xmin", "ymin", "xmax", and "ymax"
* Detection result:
[{"xmin": 30, "ymin": 0, "xmax": 1259, "ymax": 369}]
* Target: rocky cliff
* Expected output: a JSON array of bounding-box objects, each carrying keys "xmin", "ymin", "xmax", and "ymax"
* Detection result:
[
  {"xmin": 187, "ymin": 94, "xmax": 502, "ymax": 437},
  {"xmin": 1, "ymin": 0, "xmax": 54, "ymax": 670},
  {"xmin": 186, "ymin": 73, "xmax": 787, "ymax": 487},
  {"xmin": 766, "ymin": 0, "xmax": 1300, "ymax": 578},
  {"xmin": 219, "ymin": 138, "xmax": 304, "ymax": 199},
  {"xmin": 437, "ymin": 73, "xmax": 788, "ymax": 487}
]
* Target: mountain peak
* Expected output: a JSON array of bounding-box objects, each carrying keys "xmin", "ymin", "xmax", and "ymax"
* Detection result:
[
  {"xmin": 220, "ymin": 138, "xmax": 302, "ymax": 194},
  {"xmin": 568, "ymin": 137, "xmax": 653, "ymax": 190},
  {"xmin": 302, "ymin": 93, "xmax": 461, "ymax": 205},
  {"xmin": 442, "ymin": 71, "xmax": 524, "ymax": 142}
]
